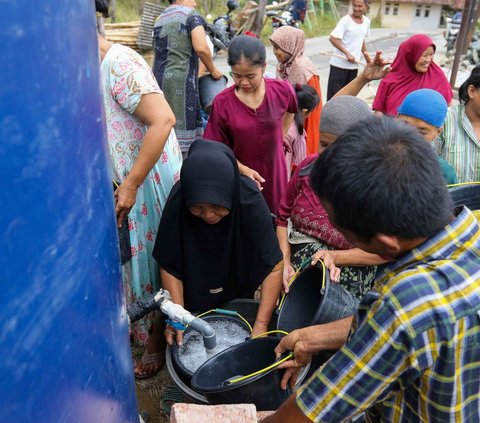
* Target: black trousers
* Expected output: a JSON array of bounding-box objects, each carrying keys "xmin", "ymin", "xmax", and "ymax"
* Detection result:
[{"xmin": 326, "ymin": 65, "xmax": 358, "ymax": 101}]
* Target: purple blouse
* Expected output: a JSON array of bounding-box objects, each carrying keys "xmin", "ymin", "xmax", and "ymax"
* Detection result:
[
  {"xmin": 204, "ymin": 78, "xmax": 297, "ymax": 214},
  {"xmin": 276, "ymin": 155, "xmax": 352, "ymax": 250}
]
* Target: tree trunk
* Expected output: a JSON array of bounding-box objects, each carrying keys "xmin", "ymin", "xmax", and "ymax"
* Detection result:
[
  {"xmin": 375, "ymin": 0, "xmax": 384, "ymax": 25},
  {"xmin": 110, "ymin": 0, "xmax": 117, "ymax": 22},
  {"xmin": 138, "ymin": 0, "xmax": 146, "ymax": 16},
  {"xmin": 250, "ymin": 0, "xmax": 267, "ymax": 35}
]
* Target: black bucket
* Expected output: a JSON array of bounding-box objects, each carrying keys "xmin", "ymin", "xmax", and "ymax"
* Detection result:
[
  {"xmin": 277, "ymin": 265, "xmax": 358, "ymax": 333},
  {"xmin": 191, "ymin": 337, "xmax": 292, "ymax": 411},
  {"xmin": 449, "ymin": 183, "xmax": 480, "ymax": 211},
  {"xmin": 171, "ymin": 314, "xmax": 251, "ymax": 385},
  {"xmin": 166, "ymin": 299, "xmax": 281, "ymax": 402},
  {"xmin": 198, "ymin": 74, "xmax": 228, "ymax": 113}
]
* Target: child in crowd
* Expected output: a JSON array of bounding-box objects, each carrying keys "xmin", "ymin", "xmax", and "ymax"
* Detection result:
[{"xmin": 284, "ymin": 84, "xmax": 320, "ymax": 179}]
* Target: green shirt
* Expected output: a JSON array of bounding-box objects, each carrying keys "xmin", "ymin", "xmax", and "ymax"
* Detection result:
[
  {"xmin": 438, "ymin": 156, "xmax": 457, "ymax": 184},
  {"xmin": 434, "ymin": 103, "xmax": 480, "ymax": 183}
]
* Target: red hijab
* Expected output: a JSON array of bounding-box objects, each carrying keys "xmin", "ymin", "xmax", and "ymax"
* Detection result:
[{"xmin": 372, "ymin": 34, "xmax": 453, "ymax": 116}]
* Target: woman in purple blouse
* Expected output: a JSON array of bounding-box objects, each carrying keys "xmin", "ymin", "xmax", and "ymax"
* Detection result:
[{"xmin": 204, "ymin": 35, "xmax": 298, "ymax": 215}]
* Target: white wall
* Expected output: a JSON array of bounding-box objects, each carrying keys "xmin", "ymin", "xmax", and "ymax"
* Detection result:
[{"xmin": 368, "ymin": 2, "xmax": 442, "ymax": 29}]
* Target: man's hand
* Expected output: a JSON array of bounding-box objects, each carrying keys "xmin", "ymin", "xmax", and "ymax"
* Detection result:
[
  {"xmin": 346, "ymin": 52, "xmax": 356, "ymax": 63},
  {"xmin": 361, "ymin": 51, "xmax": 392, "ymax": 82},
  {"xmin": 275, "ymin": 329, "xmax": 313, "ymax": 390}
]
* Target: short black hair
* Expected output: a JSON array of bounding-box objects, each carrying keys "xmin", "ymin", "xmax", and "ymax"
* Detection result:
[
  {"xmin": 459, "ymin": 64, "xmax": 480, "ymax": 104},
  {"xmin": 95, "ymin": 0, "xmax": 110, "ymax": 17},
  {"xmin": 310, "ymin": 116, "xmax": 453, "ymax": 240},
  {"xmin": 294, "ymin": 84, "xmax": 319, "ymax": 133},
  {"xmin": 228, "ymin": 35, "xmax": 266, "ymax": 67}
]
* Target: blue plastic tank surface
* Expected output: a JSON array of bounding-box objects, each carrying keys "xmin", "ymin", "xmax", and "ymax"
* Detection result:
[{"xmin": 0, "ymin": 2, "xmax": 139, "ymax": 422}]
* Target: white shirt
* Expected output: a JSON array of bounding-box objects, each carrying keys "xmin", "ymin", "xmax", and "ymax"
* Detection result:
[{"xmin": 329, "ymin": 14, "xmax": 370, "ymax": 70}]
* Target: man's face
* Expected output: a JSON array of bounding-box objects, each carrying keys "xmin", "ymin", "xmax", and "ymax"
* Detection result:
[
  {"xmin": 352, "ymin": 0, "xmax": 367, "ymax": 18},
  {"xmin": 397, "ymin": 114, "xmax": 442, "ymax": 142},
  {"xmin": 318, "ymin": 132, "xmax": 338, "ymax": 154},
  {"xmin": 322, "ymin": 201, "xmax": 394, "ymax": 259}
]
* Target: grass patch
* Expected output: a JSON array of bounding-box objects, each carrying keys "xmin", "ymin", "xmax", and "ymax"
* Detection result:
[
  {"xmin": 109, "ymin": 0, "xmax": 142, "ymax": 22},
  {"xmin": 110, "ymin": 0, "xmax": 359, "ymax": 42}
]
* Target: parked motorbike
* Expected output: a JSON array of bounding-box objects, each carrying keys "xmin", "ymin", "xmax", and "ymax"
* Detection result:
[
  {"xmin": 206, "ymin": 23, "xmax": 228, "ymax": 58},
  {"xmin": 208, "ymin": 0, "xmax": 240, "ymax": 56},
  {"xmin": 266, "ymin": 4, "xmax": 300, "ymax": 32},
  {"xmin": 446, "ymin": 12, "xmax": 462, "ymax": 56},
  {"xmin": 465, "ymin": 32, "xmax": 480, "ymax": 65}
]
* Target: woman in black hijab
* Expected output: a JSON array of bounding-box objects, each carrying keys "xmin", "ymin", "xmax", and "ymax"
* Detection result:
[{"xmin": 153, "ymin": 140, "xmax": 283, "ymax": 345}]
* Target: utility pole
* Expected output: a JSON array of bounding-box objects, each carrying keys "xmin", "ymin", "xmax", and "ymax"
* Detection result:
[
  {"xmin": 449, "ymin": 0, "xmax": 478, "ymax": 88},
  {"xmin": 250, "ymin": 0, "xmax": 267, "ymax": 35}
]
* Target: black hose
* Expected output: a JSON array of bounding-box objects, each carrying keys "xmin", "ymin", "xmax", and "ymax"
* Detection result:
[{"xmin": 127, "ymin": 294, "xmax": 159, "ymax": 323}]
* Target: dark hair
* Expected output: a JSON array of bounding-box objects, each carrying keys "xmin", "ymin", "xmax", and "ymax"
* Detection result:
[
  {"xmin": 228, "ymin": 35, "xmax": 266, "ymax": 67},
  {"xmin": 310, "ymin": 116, "xmax": 453, "ymax": 240},
  {"xmin": 95, "ymin": 0, "xmax": 110, "ymax": 18},
  {"xmin": 294, "ymin": 84, "xmax": 319, "ymax": 133},
  {"xmin": 458, "ymin": 64, "xmax": 480, "ymax": 104}
]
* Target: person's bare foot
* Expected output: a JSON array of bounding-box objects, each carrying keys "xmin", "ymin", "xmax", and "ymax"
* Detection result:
[{"xmin": 134, "ymin": 321, "xmax": 166, "ymax": 379}]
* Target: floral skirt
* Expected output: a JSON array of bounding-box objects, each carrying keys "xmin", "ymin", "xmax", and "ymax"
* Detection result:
[{"xmin": 291, "ymin": 241, "xmax": 377, "ymax": 301}]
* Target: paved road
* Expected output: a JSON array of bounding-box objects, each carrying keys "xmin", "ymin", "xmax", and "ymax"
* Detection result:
[{"xmin": 213, "ymin": 27, "xmax": 447, "ymax": 104}]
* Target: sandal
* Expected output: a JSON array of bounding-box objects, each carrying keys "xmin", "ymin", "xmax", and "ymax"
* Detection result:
[{"xmin": 134, "ymin": 350, "xmax": 165, "ymax": 379}]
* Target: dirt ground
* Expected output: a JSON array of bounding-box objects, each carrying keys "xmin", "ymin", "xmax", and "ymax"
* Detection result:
[
  {"xmin": 133, "ymin": 347, "xmax": 196, "ymax": 423},
  {"xmin": 135, "ymin": 364, "xmax": 171, "ymax": 423}
]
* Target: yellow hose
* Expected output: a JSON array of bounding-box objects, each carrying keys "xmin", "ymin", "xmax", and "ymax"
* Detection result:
[
  {"xmin": 226, "ymin": 352, "xmax": 294, "ymax": 384},
  {"xmin": 195, "ymin": 309, "xmax": 253, "ymax": 333},
  {"xmin": 447, "ymin": 182, "xmax": 480, "ymax": 187}
]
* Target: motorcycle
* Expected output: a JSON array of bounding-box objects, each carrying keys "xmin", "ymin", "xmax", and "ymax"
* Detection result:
[
  {"xmin": 206, "ymin": 23, "xmax": 228, "ymax": 58},
  {"xmin": 208, "ymin": 0, "xmax": 240, "ymax": 56},
  {"xmin": 266, "ymin": 4, "xmax": 300, "ymax": 32},
  {"xmin": 465, "ymin": 31, "xmax": 480, "ymax": 65},
  {"xmin": 446, "ymin": 12, "xmax": 462, "ymax": 56}
]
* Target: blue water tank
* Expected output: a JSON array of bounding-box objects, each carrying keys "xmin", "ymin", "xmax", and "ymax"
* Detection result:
[{"xmin": 0, "ymin": 2, "xmax": 139, "ymax": 422}]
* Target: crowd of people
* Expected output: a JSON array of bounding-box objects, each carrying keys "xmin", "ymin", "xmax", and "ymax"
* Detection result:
[{"xmin": 95, "ymin": 0, "xmax": 480, "ymax": 420}]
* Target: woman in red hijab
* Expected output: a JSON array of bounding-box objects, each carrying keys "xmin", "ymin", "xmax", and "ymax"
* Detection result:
[{"xmin": 372, "ymin": 34, "xmax": 452, "ymax": 116}]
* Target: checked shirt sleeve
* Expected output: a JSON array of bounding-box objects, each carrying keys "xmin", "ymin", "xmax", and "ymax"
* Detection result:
[{"xmin": 296, "ymin": 296, "xmax": 420, "ymax": 422}]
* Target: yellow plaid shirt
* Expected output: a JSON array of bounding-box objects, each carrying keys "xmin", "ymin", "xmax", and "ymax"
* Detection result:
[{"xmin": 296, "ymin": 207, "xmax": 480, "ymax": 422}]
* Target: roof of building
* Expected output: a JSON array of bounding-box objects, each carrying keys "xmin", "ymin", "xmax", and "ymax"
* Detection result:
[{"xmin": 370, "ymin": 0, "xmax": 463, "ymax": 8}]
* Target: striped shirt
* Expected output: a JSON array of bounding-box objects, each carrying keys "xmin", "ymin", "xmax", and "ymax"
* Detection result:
[
  {"xmin": 434, "ymin": 104, "xmax": 480, "ymax": 183},
  {"xmin": 296, "ymin": 207, "xmax": 480, "ymax": 422}
]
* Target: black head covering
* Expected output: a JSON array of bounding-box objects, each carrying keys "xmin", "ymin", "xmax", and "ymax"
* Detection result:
[{"xmin": 153, "ymin": 140, "xmax": 282, "ymax": 311}]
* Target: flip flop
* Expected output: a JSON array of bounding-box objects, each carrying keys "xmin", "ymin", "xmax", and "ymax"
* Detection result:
[{"xmin": 134, "ymin": 351, "xmax": 165, "ymax": 379}]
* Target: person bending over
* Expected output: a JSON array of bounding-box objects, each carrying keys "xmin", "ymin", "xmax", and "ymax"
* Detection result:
[
  {"xmin": 153, "ymin": 140, "xmax": 283, "ymax": 345},
  {"xmin": 264, "ymin": 116, "xmax": 480, "ymax": 422}
]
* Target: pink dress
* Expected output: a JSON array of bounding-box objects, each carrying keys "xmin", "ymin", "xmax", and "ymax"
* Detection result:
[
  {"xmin": 204, "ymin": 78, "xmax": 297, "ymax": 214},
  {"xmin": 101, "ymin": 44, "xmax": 183, "ymax": 343}
]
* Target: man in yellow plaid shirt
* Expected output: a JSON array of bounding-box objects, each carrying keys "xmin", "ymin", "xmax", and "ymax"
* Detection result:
[{"xmin": 263, "ymin": 116, "xmax": 480, "ymax": 422}]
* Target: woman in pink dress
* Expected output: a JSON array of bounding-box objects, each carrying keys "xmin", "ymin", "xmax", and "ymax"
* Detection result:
[{"xmin": 204, "ymin": 35, "xmax": 298, "ymax": 215}]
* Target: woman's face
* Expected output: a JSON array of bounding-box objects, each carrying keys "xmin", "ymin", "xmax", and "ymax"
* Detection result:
[
  {"xmin": 318, "ymin": 132, "xmax": 338, "ymax": 154},
  {"xmin": 271, "ymin": 42, "xmax": 291, "ymax": 64},
  {"xmin": 189, "ymin": 203, "xmax": 230, "ymax": 224},
  {"xmin": 230, "ymin": 58, "xmax": 265, "ymax": 93},
  {"xmin": 415, "ymin": 46, "xmax": 435, "ymax": 73}
]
